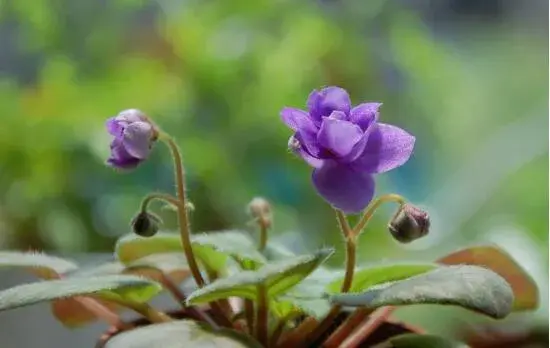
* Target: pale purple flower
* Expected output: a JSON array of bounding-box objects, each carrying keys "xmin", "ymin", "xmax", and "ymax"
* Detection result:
[
  {"xmin": 105, "ymin": 109, "xmax": 156, "ymax": 169},
  {"xmin": 281, "ymin": 86, "xmax": 415, "ymax": 213}
]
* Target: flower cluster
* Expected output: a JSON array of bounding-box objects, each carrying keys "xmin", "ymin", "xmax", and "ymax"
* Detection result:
[{"xmin": 281, "ymin": 87, "xmax": 415, "ymax": 213}]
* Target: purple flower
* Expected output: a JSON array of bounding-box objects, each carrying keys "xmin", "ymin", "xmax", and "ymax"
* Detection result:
[
  {"xmin": 105, "ymin": 109, "xmax": 156, "ymax": 169},
  {"xmin": 281, "ymin": 87, "xmax": 415, "ymax": 213}
]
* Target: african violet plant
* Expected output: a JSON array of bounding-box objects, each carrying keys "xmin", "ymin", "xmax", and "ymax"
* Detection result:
[{"xmin": 0, "ymin": 87, "xmax": 539, "ymax": 348}]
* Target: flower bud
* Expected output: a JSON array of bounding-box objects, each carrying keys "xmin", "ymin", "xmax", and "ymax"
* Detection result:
[
  {"xmin": 388, "ymin": 204, "xmax": 430, "ymax": 243},
  {"xmin": 248, "ymin": 197, "xmax": 272, "ymax": 229},
  {"xmin": 131, "ymin": 211, "xmax": 162, "ymax": 237}
]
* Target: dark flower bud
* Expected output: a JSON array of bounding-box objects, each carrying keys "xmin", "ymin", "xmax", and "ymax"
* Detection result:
[
  {"xmin": 131, "ymin": 211, "xmax": 162, "ymax": 237},
  {"xmin": 388, "ymin": 204, "xmax": 430, "ymax": 243},
  {"xmin": 248, "ymin": 197, "xmax": 272, "ymax": 229}
]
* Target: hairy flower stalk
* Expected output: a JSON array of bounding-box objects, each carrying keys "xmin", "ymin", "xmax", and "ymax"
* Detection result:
[
  {"xmin": 157, "ymin": 133, "xmax": 206, "ymax": 288},
  {"xmin": 304, "ymin": 194, "xmax": 408, "ymax": 346}
]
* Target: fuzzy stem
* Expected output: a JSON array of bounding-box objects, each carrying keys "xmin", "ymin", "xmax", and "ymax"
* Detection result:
[
  {"xmin": 159, "ymin": 134, "xmax": 205, "ymax": 288},
  {"xmin": 156, "ymin": 272, "xmax": 219, "ymax": 329},
  {"xmin": 139, "ymin": 192, "xmax": 181, "ymax": 212},
  {"xmin": 255, "ymin": 285, "xmax": 269, "ymax": 347},
  {"xmin": 245, "ymin": 299, "xmax": 255, "ymax": 334},
  {"xmin": 258, "ymin": 222, "xmax": 268, "ymax": 252},
  {"xmin": 352, "ymin": 194, "xmax": 405, "ymax": 236},
  {"xmin": 302, "ymin": 211, "xmax": 356, "ymax": 346}
]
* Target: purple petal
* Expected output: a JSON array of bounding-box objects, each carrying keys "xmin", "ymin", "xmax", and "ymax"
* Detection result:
[
  {"xmin": 288, "ymin": 136, "xmax": 325, "ymax": 168},
  {"xmin": 328, "ymin": 110, "xmax": 348, "ymax": 121},
  {"xmin": 349, "ymin": 103, "xmax": 381, "ymax": 131},
  {"xmin": 280, "ymin": 107, "xmax": 317, "ymax": 133},
  {"xmin": 106, "ymin": 117, "xmax": 123, "ymax": 136},
  {"xmin": 107, "ymin": 140, "xmax": 141, "ymax": 169},
  {"xmin": 307, "ymin": 87, "xmax": 351, "ymax": 123},
  {"xmin": 351, "ymin": 123, "xmax": 415, "ymax": 173},
  {"xmin": 317, "ymin": 117, "xmax": 364, "ymax": 159},
  {"xmin": 122, "ymin": 122, "xmax": 153, "ymax": 159},
  {"xmin": 312, "ymin": 162, "xmax": 375, "ymax": 213}
]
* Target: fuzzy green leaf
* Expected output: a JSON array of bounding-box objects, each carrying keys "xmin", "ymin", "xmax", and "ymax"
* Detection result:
[
  {"xmin": 0, "ymin": 251, "xmax": 78, "ymax": 279},
  {"xmin": 115, "ymin": 232, "xmax": 183, "ymax": 263},
  {"xmin": 104, "ymin": 320, "xmax": 262, "ymax": 348},
  {"xmin": 438, "ymin": 245, "xmax": 539, "ymax": 311},
  {"xmin": 187, "ymin": 248, "xmax": 334, "ymax": 305},
  {"xmin": 0, "ymin": 275, "xmax": 162, "ymax": 312},
  {"xmin": 115, "ymin": 231, "xmax": 265, "ymax": 274},
  {"xmin": 326, "ymin": 263, "xmax": 437, "ymax": 293},
  {"xmin": 191, "ymin": 230, "xmax": 266, "ymax": 272},
  {"xmin": 329, "ymin": 265, "xmax": 514, "ymax": 319},
  {"xmin": 374, "ymin": 334, "xmax": 468, "ymax": 348}
]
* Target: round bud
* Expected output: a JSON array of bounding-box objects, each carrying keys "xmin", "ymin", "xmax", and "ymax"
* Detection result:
[
  {"xmin": 388, "ymin": 204, "xmax": 430, "ymax": 243},
  {"xmin": 131, "ymin": 211, "xmax": 161, "ymax": 237},
  {"xmin": 248, "ymin": 197, "xmax": 272, "ymax": 229}
]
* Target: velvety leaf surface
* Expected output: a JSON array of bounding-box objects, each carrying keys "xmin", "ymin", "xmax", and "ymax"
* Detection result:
[
  {"xmin": 51, "ymin": 255, "xmax": 190, "ymax": 327},
  {"xmin": 104, "ymin": 320, "xmax": 262, "ymax": 348},
  {"xmin": 191, "ymin": 230, "xmax": 266, "ymax": 272},
  {"xmin": 438, "ymin": 245, "xmax": 538, "ymax": 311},
  {"xmin": 0, "ymin": 251, "xmax": 78, "ymax": 279},
  {"xmin": 374, "ymin": 334, "xmax": 468, "ymax": 348},
  {"xmin": 329, "ymin": 265, "xmax": 514, "ymax": 319},
  {"xmin": 0, "ymin": 275, "xmax": 162, "ymax": 312},
  {"xmin": 326, "ymin": 263, "xmax": 437, "ymax": 293},
  {"xmin": 115, "ymin": 231, "xmax": 265, "ymax": 273},
  {"xmin": 274, "ymin": 267, "xmax": 340, "ymax": 318},
  {"xmin": 124, "ymin": 252, "xmax": 191, "ymax": 284},
  {"xmin": 115, "ymin": 232, "xmax": 182, "ymax": 263},
  {"xmin": 186, "ymin": 248, "xmax": 334, "ymax": 304}
]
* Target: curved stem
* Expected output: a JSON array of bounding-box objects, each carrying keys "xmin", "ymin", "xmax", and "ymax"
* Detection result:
[
  {"xmin": 352, "ymin": 194, "xmax": 405, "ymax": 236},
  {"xmin": 255, "ymin": 285, "xmax": 269, "ymax": 347},
  {"xmin": 160, "ymin": 135, "xmax": 205, "ymax": 288},
  {"xmin": 140, "ymin": 192, "xmax": 181, "ymax": 212},
  {"xmin": 335, "ymin": 210, "xmax": 353, "ymax": 238},
  {"xmin": 340, "ymin": 235, "xmax": 357, "ymax": 293}
]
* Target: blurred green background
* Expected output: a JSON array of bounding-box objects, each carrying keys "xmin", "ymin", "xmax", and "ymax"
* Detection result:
[{"xmin": 0, "ymin": 0, "xmax": 547, "ymax": 341}]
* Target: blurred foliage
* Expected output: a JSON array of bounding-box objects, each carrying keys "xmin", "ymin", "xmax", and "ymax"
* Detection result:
[{"xmin": 0, "ymin": 0, "xmax": 547, "ymax": 332}]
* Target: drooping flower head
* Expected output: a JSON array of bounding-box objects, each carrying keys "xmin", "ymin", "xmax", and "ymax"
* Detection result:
[
  {"xmin": 281, "ymin": 87, "xmax": 415, "ymax": 213},
  {"xmin": 106, "ymin": 109, "xmax": 157, "ymax": 169}
]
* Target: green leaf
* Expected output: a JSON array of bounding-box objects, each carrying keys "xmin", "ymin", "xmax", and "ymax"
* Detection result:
[
  {"xmin": 374, "ymin": 334, "xmax": 468, "ymax": 348},
  {"xmin": 115, "ymin": 231, "xmax": 266, "ymax": 274},
  {"xmin": 187, "ymin": 248, "xmax": 334, "ymax": 305},
  {"xmin": 274, "ymin": 267, "xmax": 340, "ymax": 319},
  {"xmin": 104, "ymin": 320, "xmax": 262, "ymax": 348},
  {"xmin": 0, "ymin": 275, "xmax": 162, "ymax": 312},
  {"xmin": 437, "ymin": 245, "xmax": 539, "ymax": 311},
  {"xmin": 51, "ymin": 256, "xmax": 189, "ymax": 328},
  {"xmin": 329, "ymin": 265, "xmax": 514, "ymax": 319},
  {"xmin": 115, "ymin": 232, "xmax": 183, "ymax": 264},
  {"xmin": 191, "ymin": 230, "xmax": 266, "ymax": 272},
  {"xmin": 326, "ymin": 263, "xmax": 437, "ymax": 293},
  {"xmin": 0, "ymin": 251, "xmax": 78, "ymax": 279},
  {"xmin": 124, "ymin": 253, "xmax": 191, "ymax": 284}
]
